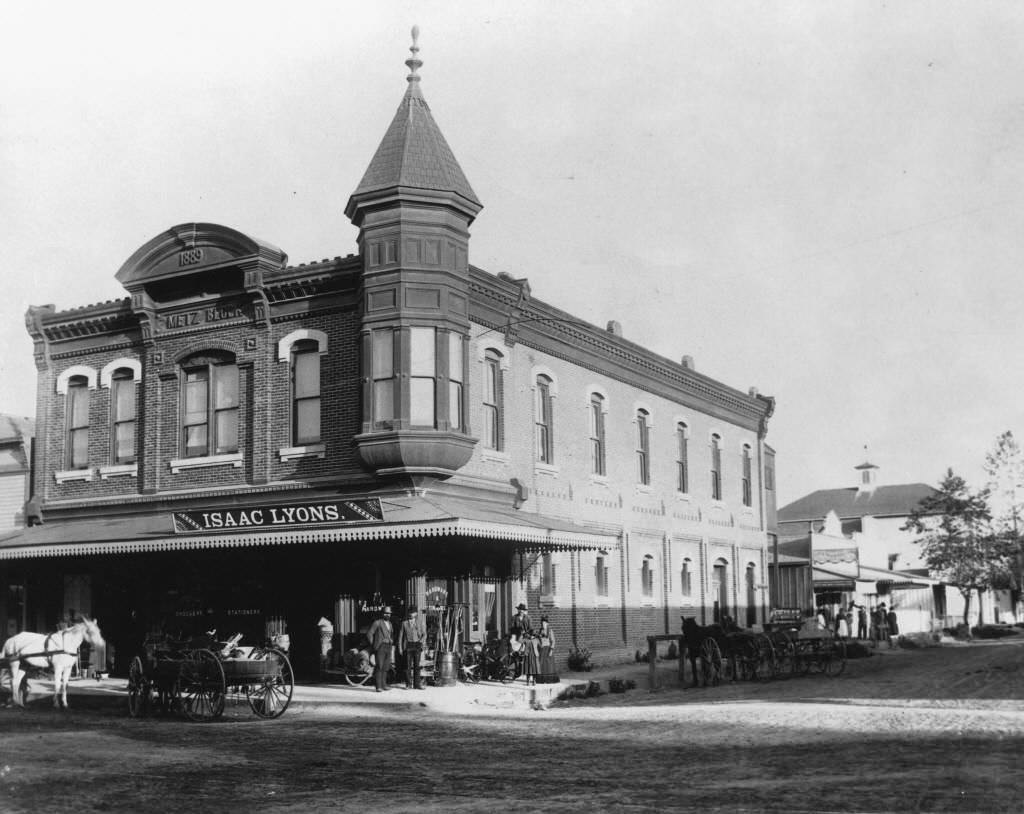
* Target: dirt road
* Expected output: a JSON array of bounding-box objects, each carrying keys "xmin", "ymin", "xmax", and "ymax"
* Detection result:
[{"xmin": 2, "ymin": 639, "xmax": 1023, "ymax": 813}]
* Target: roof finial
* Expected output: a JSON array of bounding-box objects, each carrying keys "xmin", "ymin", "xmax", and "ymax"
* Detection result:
[{"xmin": 406, "ymin": 25, "xmax": 422, "ymax": 84}]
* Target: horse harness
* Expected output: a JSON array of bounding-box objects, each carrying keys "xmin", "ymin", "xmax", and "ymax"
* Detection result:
[{"xmin": 4, "ymin": 630, "xmax": 78, "ymax": 668}]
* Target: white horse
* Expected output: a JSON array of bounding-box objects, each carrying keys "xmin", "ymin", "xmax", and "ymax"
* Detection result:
[{"xmin": 1, "ymin": 617, "xmax": 105, "ymax": 708}]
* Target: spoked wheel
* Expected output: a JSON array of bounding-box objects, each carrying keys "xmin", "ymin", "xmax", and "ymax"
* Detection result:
[
  {"xmin": 823, "ymin": 639, "xmax": 847, "ymax": 678},
  {"xmin": 771, "ymin": 632, "xmax": 796, "ymax": 678},
  {"xmin": 179, "ymin": 649, "xmax": 226, "ymax": 722},
  {"xmin": 700, "ymin": 638, "xmax": 723, "ymax": 686},
  {"xmin": 246, "ymin": 648, "xmax": 294, "ymax": 719},
  {"xmin": 733, "ymin": 637, "xmax": 760, "ymax": 682},
  {"xmin": 127, "ymin": 656, "xmax": 150, "ymax": 718},
  {"xmin": 754, "ymin": 634, "xmax": 776, "ymax": 682}
]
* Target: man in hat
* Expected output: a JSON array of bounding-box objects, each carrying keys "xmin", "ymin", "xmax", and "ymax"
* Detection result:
[
  {"xmin": 511, "ymin": 603, "xmax": 532, "ymax": 637},
  {"xmin": 398, "ymin": 607, "xmax": 427, "ymax": 689},
  {"xmin": 366, "ymin": 607, "xmax": 394, "ymax": 692}
]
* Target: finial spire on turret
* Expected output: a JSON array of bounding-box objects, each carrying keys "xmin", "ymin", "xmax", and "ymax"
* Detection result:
[{"xmin": 406, "ymin": 25, "xmax": 422, "ymax": 84}]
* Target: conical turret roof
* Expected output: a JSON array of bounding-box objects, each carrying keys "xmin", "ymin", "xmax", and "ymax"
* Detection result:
[{"xmin": 349, "ymin": 30, "xmax": 480, "ymax": 211}]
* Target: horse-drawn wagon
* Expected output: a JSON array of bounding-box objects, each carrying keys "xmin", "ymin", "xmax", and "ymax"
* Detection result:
[{"xmin": 127, "ymin": 632, "xmax": 294, "ymax": 721}]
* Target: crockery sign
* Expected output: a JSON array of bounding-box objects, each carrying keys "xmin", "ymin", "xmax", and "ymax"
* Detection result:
[{"xmin": 173, "ymin": 499, "xmax": 383, "ymax": 533}]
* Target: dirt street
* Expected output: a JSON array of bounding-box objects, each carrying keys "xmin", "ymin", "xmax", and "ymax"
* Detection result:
[{"xmin": 2, "ymin": 639, "xmax": 1024, "ymax": 813}]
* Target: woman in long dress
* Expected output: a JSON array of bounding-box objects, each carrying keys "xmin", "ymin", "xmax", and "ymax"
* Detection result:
[{"xmin": 536, "ymin": 616, "xmax": 558, "ymax": 684}]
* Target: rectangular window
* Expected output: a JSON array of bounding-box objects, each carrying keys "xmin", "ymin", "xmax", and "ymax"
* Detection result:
[
  {"xmin": 184, "ymin": 369, "xmax": 209, "ymax": 457},
  {"xmin": 711, "ymin": 435, "xmax": 722, "ymax": 500},
  {"xmin": 448, "ymin": 334, "xmax": 463, "ymax": 430},
  {"xmin": 742, "ymin": 446, "xmax": 752, "ymax": 507},
  {"xmin": 595, "ymin": 555, "xmax": 609, "ymax": 597},
  {"xmin": 371, "ymin": 329, "xmax": 395, "ymax": 425},
  {"xmin": 212, "ymin": 364, "xmax": 239, "ymax": 454},
  {"xmin": 590, "ymin": 395, "xmax": 606, "ymax": 476},
  {"xmin": 292, "ymin": 344, "xmax": 321, "ymax": 445},
  {"xmin": 67, "ymin": 379, "xmax": 90, "ymax": 469},
  {"xmin": 111, "ymin": 372, "xmax": 136, "ymax": 464},
  {"xmin": 482, "ymin": 352, "xmax": 502, "ymax": 450},
  {"xmin": 636, "ymin": 410, "xmax": 650, "ymax": 485},
  {"xmin": 676, "ymin": 424, "xmax": 688, "ymax": 493},
  {"xmin": 765, "ymin": 451, "xmax": 776, "ymax": 492},
  {"xmin": 410, "ymin": 327, "xmax": 436, "ymax": 427},
  {"xmin": 535, "ymin": 376, "xmax": 553, "ymax": 464}
]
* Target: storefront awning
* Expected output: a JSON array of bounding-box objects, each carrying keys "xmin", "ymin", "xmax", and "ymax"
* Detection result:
[
  {"xmin": 811, "ymin": 567, "xmax": 855, "ymax": 592},
  {"xmin": 0, "ymin": 491, "xmax": 620, "ymax": 560}
]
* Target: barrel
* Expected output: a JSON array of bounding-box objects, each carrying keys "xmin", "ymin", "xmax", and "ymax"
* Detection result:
[{"xmin": 436, "ymin": 652, "xmax": 460, "ymax": 686}]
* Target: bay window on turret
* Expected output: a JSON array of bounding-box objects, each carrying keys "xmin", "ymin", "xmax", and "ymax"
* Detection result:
[
  {"xmin": 410, "ymin": 327, "xmax": 436, "ymax": 426},
  {"xmin": 371, "ymin": 329, "xmax": 396, "ymax": 427}
]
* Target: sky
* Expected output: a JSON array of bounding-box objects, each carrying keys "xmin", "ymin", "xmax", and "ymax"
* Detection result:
[{"xmin": 2, "ymin": 1, "xmax": 1023, "ymax": 506}]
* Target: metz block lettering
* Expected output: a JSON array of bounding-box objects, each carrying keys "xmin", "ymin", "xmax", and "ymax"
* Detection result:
[{"xmin": 178, "ymin": 248, "xmax": 203, "ymax": 266}]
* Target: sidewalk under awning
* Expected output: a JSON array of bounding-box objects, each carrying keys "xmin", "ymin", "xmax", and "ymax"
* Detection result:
[{"xmin": 0, "ymin": 490, "xmax": 620, "ymax": 560}]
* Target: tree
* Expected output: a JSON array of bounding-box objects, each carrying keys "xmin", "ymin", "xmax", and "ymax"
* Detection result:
[
  {"xmin": 902, "ymin": 468, "xmax": 1012, "ymax": 626},
  {"xmin": 984, "ymin": 431, "xmax": 1024, "ymax": 615}
]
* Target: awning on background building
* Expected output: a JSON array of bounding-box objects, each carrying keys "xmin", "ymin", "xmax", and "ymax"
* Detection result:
[
  {"xmin": 0, "ymin": 490, "xmax": 620, "ymax": 560},
  {"xmin": 811, "ymin": 567, "xmax": 855, "ymax": 592}
]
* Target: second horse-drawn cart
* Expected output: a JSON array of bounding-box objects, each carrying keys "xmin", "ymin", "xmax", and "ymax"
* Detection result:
[{"xmin": 127, "ymin": 633, "xmax": 294, "ymax": 721}]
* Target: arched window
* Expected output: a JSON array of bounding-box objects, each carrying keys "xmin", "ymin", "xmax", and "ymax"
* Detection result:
[
  {"xmin": 110, "ymin": 368, "xmax": 137, "ymax": 464},
  {"xmin": 635, "ymin": 409, "xmax": 651, "ymax": 485},
  {"xmin": 710, "ymin": 433, "xmax": 722, "ymax": 500},
  {"xmin": 589, "ymin": 393, "xmax": 606, "ymax": 476},
  {"xmin": 482, "ymin": 349, "xmax": 504, "ymax": 450},
  {"xmin": 595, "ymin": 552, "xmax": 609, "ymax": 597},
  {"xmin": 681, "ymin": 558, "xmax": 693, "ymax": 598},
  {"xmin": 535, "ymin": 374, "xmax": 554, "ymax": 464},
  {"xmin": 66, "ymin": 376, "xmax": 91, "ymax": 469},
  {"xmin": 746, "ymin": 563, "xmax": 757, "ymax": 627},
  {"xmin": 741, "ymin": 444, "xmax": 753, "ymax": 507},
  {"xmin": 291, "ymin": 339, "xmax": 321, "ymax": 445},
  {"xmin": 182, "ymin": 352, "xmax": 238, "ymax": 458},
  {"xmin": 641, "ymin": 555, "xmax": 655, "ymax": 597},
  {"xmin": 676, "ymin": 422, "xmax": 689, "ymax": 493}
]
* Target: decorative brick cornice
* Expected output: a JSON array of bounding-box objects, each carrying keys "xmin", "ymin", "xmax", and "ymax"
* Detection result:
[{"xmin": 468, "ymin": 267, "xmax": 771, "ymax": 431}]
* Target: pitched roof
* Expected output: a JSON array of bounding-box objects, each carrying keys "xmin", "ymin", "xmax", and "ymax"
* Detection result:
[
  {"xmin": 351, "ymin": 80, "xmax": 480, "ymax": 209},
  {"xmin": 778, "ymin": 483, "xmax": 939, "ymax": 523},
  {"xmin": 0, "ymin": 415, "xmax": 33, "ymax": 445}
]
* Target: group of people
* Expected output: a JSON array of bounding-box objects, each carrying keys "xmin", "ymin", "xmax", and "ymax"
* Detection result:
[
  {"xmin": 363, "ymin": 602, "xmax": 559, "ymax": 692},
  {"xmin": 508, "ymin": 603, "xmax": 559, "ymax": 685},
  {"xmin": 812, "ymin": 601, "xmax": 899, "ymax": 646}
]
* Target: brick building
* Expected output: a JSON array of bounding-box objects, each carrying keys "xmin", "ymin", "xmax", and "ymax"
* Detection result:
[{"xmin": 1, "ymin": 36, "xmax": 776, "ymax": 675}]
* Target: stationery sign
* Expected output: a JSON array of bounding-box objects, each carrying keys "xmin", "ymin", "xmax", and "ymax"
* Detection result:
[{"xmin": 172, "ymin": 498, "xmax": 383, "ymax": 533}]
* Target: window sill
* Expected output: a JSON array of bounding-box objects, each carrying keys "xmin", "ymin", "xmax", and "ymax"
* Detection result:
[
  {"xmin": 479, "ymin": 448, "xmax": 510, "ymax": 464},
  {"xmin": 634, "ymin": 484, "xmax": 653, "ymax": 495},
  {"xmin": 589, "ymin": 474, "xmax": 609, "ymax": 486},
  {"xmin": 169, "ymin": 452, "xmax": 243, "ymax": 474},
  {"xmin": 539, "ymin": 593, "xmax": 559, "ymax": 608},
  {"xmin": 534, "ymin": 462, "xmax": 560, "ymax": 477},
  {"xmin": 278, "ymin": 443, "xmax": 326, "ymax": 462},
  {"xmin": 54, "ymin": 468, "xmax": 92, "ymax": 484},
  {"xmin": 99, "ymin": 464, "xmax": 138, "ymax": 479}
]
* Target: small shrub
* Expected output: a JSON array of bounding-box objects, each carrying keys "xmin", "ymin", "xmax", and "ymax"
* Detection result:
[
  {"xmin": 973, "ymin": 624, "xmax": 1021, "ymax": 639},
  {"xmin": 567, "ymin": 646, "xmax": 592, "ymax": 672}
]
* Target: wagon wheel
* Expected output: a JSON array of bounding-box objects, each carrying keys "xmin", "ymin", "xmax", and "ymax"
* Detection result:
[
  {"xmin": 127, "ymin": 656, "xmax": 150, "ymax": 718},
  {"xmin": 754, "ymin": 634, "xmax": 776, "ymax": 681},
  {"xmin": 179, "ymin": 649, "xmax": 226, "ymax": 722},
  {"xmin": 246, "ymin": 648, "xmax": 294, "ymax": 719},
  {"xmin": 729, "ymin": 637, "xmax": 759, "ymax": 681},
  {"xmin": 823, "ymin": 639, "xmax": 847, "ymax": 678},
  {"xmin": 343, "ymin": 670, "xmax": 373, "ymax": 687},
  {"xmin": 771, "ymin": 632, "xmax": 795, "ymax": 678},
  {"xmin": 700, "ymin": 638, "xmax": 723, "ymax": 686}
]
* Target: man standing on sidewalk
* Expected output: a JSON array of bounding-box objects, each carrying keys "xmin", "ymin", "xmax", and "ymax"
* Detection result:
[
  {"xmin": 398, "ymin": 607, "xmax": 427, "ymax": 689},
  {"xmin": 367, "ymin": 607, "xmax": 394, "ymax": 692}
]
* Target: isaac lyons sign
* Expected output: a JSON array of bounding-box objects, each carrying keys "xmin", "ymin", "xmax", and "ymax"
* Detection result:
[{"xmin": 172, "ymin": 499, "xmax": 383, "ymax": 533}]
